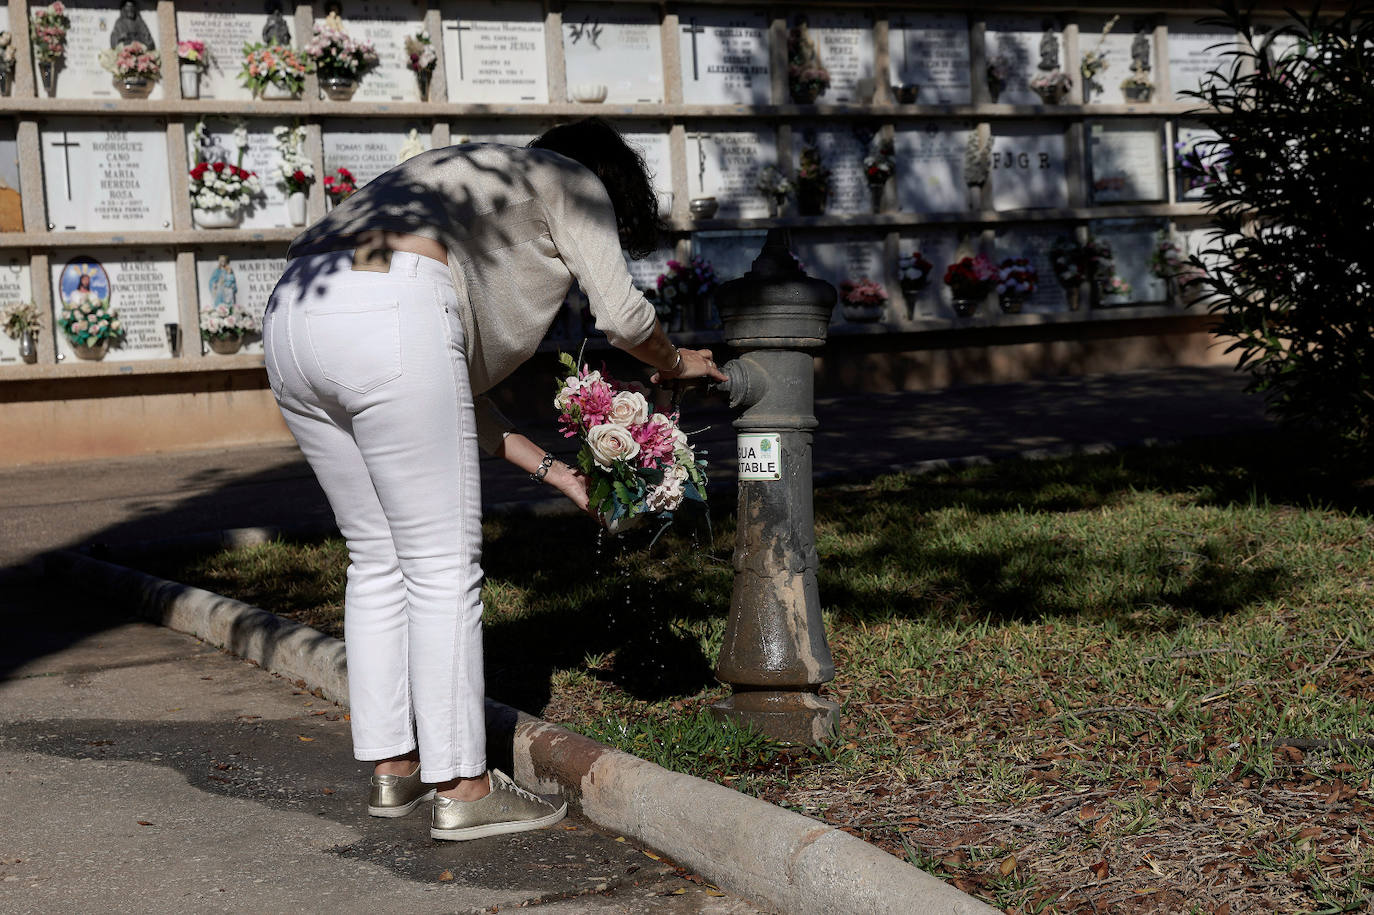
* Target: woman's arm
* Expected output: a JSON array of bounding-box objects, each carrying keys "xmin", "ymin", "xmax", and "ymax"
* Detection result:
[
  {"xmin": 623, "ymin": 321, "xmax": 729, "ymax": 385},
  {"xmin": 495, "ymin": 431, "xmax": 595, "ymax": 516}
]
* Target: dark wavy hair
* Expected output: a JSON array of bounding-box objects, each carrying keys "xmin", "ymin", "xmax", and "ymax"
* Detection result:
[{"xmin": 529, "ymin": 118, "xmax": 664, "ymax": 259}]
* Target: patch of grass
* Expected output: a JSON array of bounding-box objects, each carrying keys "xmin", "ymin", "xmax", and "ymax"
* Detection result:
[{"xmin": 147, "ymin": 432, "xmax": 1374, "ymax": 914}]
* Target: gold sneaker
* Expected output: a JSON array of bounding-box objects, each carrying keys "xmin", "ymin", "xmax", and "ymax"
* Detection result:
[
  {"xmin": 367, "ymin": 763, "xmax": 435, "ymax": 817},
  {"xmin": 430, "ymin": 769, "xmax": 567, "ymax": 841}
]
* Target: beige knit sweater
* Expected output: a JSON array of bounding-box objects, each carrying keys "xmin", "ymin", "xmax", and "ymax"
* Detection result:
[{"xmin": 288, "ymin": 144, "xmax": 658, "ymax": 452}]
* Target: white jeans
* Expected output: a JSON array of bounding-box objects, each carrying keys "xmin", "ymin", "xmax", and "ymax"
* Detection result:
[{"xmin": 263, "ymin": 250, "xmax": 485, "ymax": 782}]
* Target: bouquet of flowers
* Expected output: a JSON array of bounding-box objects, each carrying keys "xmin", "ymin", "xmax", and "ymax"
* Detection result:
[
  {"xmin": 839, "ymin": 278, "xmax": 888, "ymax": 321},
  {"xmin": 554, "ymin": 352, "xmax": 707, "ymax": 531},
  {"xmin": 996, "ymin": 257, "xmax": 1038, "ymax": 312},
  {"xmin": 1099, "ymin": 274, "xmax": 1132, "ymax": 299},
  {"xmin": 1, "ymin": 32, "xmax": 18, "ymax": 80},
  {"xmin": 943, "ymin": 254, "xmax": 998, "ymax": 301},
  {"xmin": 755, "ymin": 165, "xmax": 793, "ymax": 202},
  {"xmin": 29, "ymin": 2, "xmax": 70, "ymax": 64},
  {"xmin": 177, "ymin": 40, "xmax": 210, "ymax": 71},
  {"xmin": 655, "ymin": 257, "xmax": 717, "ymax": 318},
  {"xmin": 1120, "ymin": 70, "xmax": 1154, "ymax": 93},
  {"xmin": 273, "ymin": 124, "xmax": 314, "ymax": 194},
  {"xmin": 1080, "ymin": 15, "xmax": 1119, "ymax": 85},
  {"xmin": 787, "ymin": 26, "xmax": 830, "ymax": 102},
  {"xmin": 323, "ymin": 166, "xmax": 358, "ymax": 203},
  {"xmin": 1029, "ymin": 69, "xmax": 1073, "ymax": 95},
  {"xmin": 59, "ymin": 295, "xmax": 122, "ymax": 347},
  {"xmin": 1149, "ymin": 233, "xmax": 1186, "ymax": 279},
  {"xmin": 200, "ymin": 301, "xmax": 259, "ymax": 341},
  {"xmin": 898, "ymin": 251, "xmax": 934, "ymax": 289},
  {"xmin": 404, "ymin": 29, "xmax": 436, "ymax": 75},
  {"xmin": 189, "ymin": 160, "xmax": 262, "ymax": 213},
  {"xmin": 863, "ymin": 139, "xmax": 896, "ymax": 186},
  {"xmin": 1084, "ymin": 237, "xmax": 1116, "ymax": 278},
  {"xmin": 1, "ymin": 302, "xmax": 39, "ymax": 339},
  {"xmin": 1175, "ymin": 139, "xmax": 1232, "ymax": 192},
  {"xmin": 306, "ymin": 20, "xmax": 380, "ymax": 81},
  {"xmin": 99, "ymin": 41, "xmax": 160, "ymax": 80},
  {"xmin": 1049, "ymin": 237, "xmax": 1088, "ymax": 286},
  {"xmin": 240, "ymin": 42, "xmax": 311, "ymax": 96}
]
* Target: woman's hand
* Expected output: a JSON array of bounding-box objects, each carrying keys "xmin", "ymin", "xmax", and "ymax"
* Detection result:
[
  {"xmin": 651, "ymin": 347, "xmax": 729, "ymax": 385},
  {"xmin": 546, "ymin": 461, "xmax": 601, "ymax": 523}
]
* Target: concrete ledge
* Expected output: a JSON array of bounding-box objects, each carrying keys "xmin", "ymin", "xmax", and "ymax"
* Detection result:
[{"xmin": 43, "ymin": 549, "xmax": 995, "ymax": 915}]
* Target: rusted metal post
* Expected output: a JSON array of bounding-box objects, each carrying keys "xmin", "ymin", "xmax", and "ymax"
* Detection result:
[{"xmin": 709, "ymin": 228, "xmax": 840, "ymax": 745}]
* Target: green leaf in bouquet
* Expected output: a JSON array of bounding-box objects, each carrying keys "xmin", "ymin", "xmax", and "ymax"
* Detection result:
[
  {"xmin": 558, "ymin": 351, "xmax": 577, "ymax": 374},
  {"xmin": 612, "ymin": 480, "xmax": 634, "ymax": 506}
]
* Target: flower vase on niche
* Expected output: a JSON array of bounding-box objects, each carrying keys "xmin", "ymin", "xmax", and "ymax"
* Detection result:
[
  {"xmin": 176, "ymin": 40, "xmax": 208, "ymax": 98},
  {"xmin": 863, "ymin": 139, "xmax": 895, "ymax": 214},
  {"xmin": 1029, "ymin": 24, "xmax": 1072, "ymax": 105},
  {"xmin": 787, "ymin": 19, "xmax": 829, "ymax": 104},
  {"xmin": 57, "ymin": 257, "xmax": 122, "ymax": 361},
  {"xmin": 19, "ymin": 329, "xmax": 39, "ymax": 363},
  {"xmin": 796, "ymin": 143, "xmax": 830, "ymax": 216},
  {"xmin": 897, "ymin": 252, "xmax": 933, "ymax": 316},
  {"xmin": 179, "ymin": 64, "xmax": 200, "ymax": 98},
  {"xmin": 2, "ymin": 302, "xmax": 42, "ymax": 363},
  {"xmin": 943, "ymin": 254, "xmax": 997, "ymax": 318},
  {"xmin": 287, "ymin": 192, "xmax": 307, "ymax": 226},
  {"xmin": 101, "ymin": 39, "xmax": 160, "ymax": 99},
  {"xmin": 202, "ymin": 256, "xmax": 258, "ymax": 355},
  {"xmin": 995, "ymin": 257, "xmax": 1038, "ymax": 314},
  {"xmin": 404, "ymin": 28, "xmax": 435, "ymax": 101},
  {"xmin": 1120, "ymin": 28, "xmax": 1155, "ymax": 102},
  {"xmin": 310, "ymin": 12, "xmax": 379, "ymax": 102},
  {"xmin": 31, "ymin": 1, "xmax": 69, "ymax": 97},
  {"xmin": 839, "ymin": 279, "xmax": 888, "ymax": 323}
]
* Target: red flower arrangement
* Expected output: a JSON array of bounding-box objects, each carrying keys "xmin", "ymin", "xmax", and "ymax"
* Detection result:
[
  {"xmin": 942, "ymin": 254, "xmax": 998, "ymax": 300},
  {"xmin": 323, "ymin": 166, "xmax": 357, "ymax": 203}
]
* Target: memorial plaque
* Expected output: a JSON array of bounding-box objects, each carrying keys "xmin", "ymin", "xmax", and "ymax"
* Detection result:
[
  {"xmin": 994, "ymin": 226, "xmax": 1071, "ymax": 312},
  {"xmin": 688, "ymin": 126, "xmax": 777, "ymax": 218},
  {"xmin": 175, "ymin": 2, "xmax": 270, "ymax": 101},
  {"xmin": 50, "ymin": 249, "xmax": 178, "ymax": 362},
  {"xmin": 894, "ymin": 122, "xmax": 972, "ymax": 214},
  {"xmin": 618, "ymin": 124, "xmax": 673, "ymax": 212},
  {"xmin": 793, "ymin": 124, "xmax": 871, "ymax": 215},
  {"xmin": 678, "ymin": 7, "xmax": 770, "ymax": 106},
  {"xmin": 985, "ymin": 14, "xmax": 1045, "ymax": 105},
  {"xmin": 1174, "ymin": 121, "xmax": 1224, "ymax": 202},
  {"xmin": 195, "ymin": 246, "xmax": 287, "ymax": 355},
  {"xmin": 323, "ymin": 122, "xmax": 431, "ymax": 188},
  {"xmin": 795, "ymin": 11, "xmax": 874, "ymax": 104},
  {"xmin": 1090, "ymin": 121, "xmax": 1165, "ymax": 203},
  {"xmin": 328, "ymin": 0, "xmax": 428, "ymax": 102},
  {"xmin": 991, "ymin": 125, "xmax": 1068, "ymax": 211},
  {"xmin": 1080, "ymin": 15, "xmax": 1149, "ymax": 105},
  {"xmin": 190, "ymin": 118, "xmax": 296, "ymax": 230},
  {"xmin": 691, "ymin": 230, "xmax": 766, "ymax": 286},
  {"xmin": 450, "ymin": 119, "xmax": 545, "ymax": 147},
  {"xmin": 45, "ymin": 4, "xmax": 166, "ymax": 99},
  {"xmin": 0, "ymin": 121, "xmax": 23, "ymax": 232},
  {"xmin": 887, "ymin": 12, "xmax": 972, "ymax": 105},
  {"xmin": 1089, "ymin": 218, "xmax": 1167, "ymax": 304},
  {"xmin": 0, "ymin": 257, "xmax": 34, "ymax": 366},
  {"xmin": 41, "ymin": 118, "xmax": 173, "ymax": 232},
  {"xmin": 564, "ymin": 3, "xmax": 663, "ymax": 104},
  {"xmin": 897, "ymin": 230, "xmax": 959, "ymax": 318},
  {"xmin": 440, "ymin": 0, "xmax": 548, "ymax": 104},
  {"xmin": 1168, "ymin": 19, "xmax": 1236, "ymax": 102}
]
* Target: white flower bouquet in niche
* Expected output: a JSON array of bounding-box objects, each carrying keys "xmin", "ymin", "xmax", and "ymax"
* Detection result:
[{"xmin": 554, "ymin": 351, "xmax": 707, "ymax": 534}]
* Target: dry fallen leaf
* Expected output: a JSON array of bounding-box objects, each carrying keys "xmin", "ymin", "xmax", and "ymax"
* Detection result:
[
  {"xmin": 666, "ymin": 888, "xmax": 686, "ymax": 896},
  {"xmin": 643, "ymin": 850, "xmax": 662, "ymax": 861},
  {"xmin": 999, "ymin": 855, "xmax": 1017, "ymax": 876},
  {"xmin": 298, "ymin": 736, "xmax": 314, "ymax": 742},
  {"xmin": 136, "ymin": 820, "xmax": 153, "ymax": 827},
  {"xmin": 1091, "ymin": 860, "xmax": 1109, "ymax": 880},
  {"xmin": 704, "ymin": 888, "xmax": 726, "ymax": 897},
  {"xmin": 437, "ymin": 869, "xmax": 454, "ymax": 882}
]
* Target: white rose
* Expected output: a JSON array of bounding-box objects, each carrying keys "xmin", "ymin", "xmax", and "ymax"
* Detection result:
[
  {"xmin": 646, "ymin": 476, "xmax": 684, "ymax": 511},
  {"xmin": 586, "ymin": 423, "xmax": 640, "ymax": 470},
  {"xmin": 665, "ymin": 462, "xmax": 689, "ymax": 483},
  {"xmin": 608, "ymin": 391, "xmax": 649, "ymax": 426}
]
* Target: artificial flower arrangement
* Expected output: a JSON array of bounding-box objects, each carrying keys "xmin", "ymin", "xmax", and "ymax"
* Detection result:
[
  {"xmin": 755, "ymin": 165, "xmax": 793, "ymax": 211},
  {"xmin": 29, "ymin": 2, "xmax": 70, "ymax": 64},
  {"xmin": 323, "ymin": 166, "xmax": 358, "ymax": 203},
  {"xmin": 898, "ymin": 251, "xmax": 934, "ymax": 290},
  {"xmin": 943, "ymin": 254, "xmax": 998, "ymax": 315},
  {"xmin": 200, "ymin": 300, "xmax": 259, "ymax": 342},
  {"xmin": 177, "ymin": 39, "xmax": 210, "ymax": 72},
  {"xmin": 1049, "ymin": 236, "xmax": 1088, "ymax": 287},
  {"xmin": 1084, "ymin": 237, "xmax": 1132, "ymax": 301},
  {"xmin": 1079, "ymin": 15, "xmax": 1119, "ymax": 90},
  {"xmin": 1175, "ymin": 139, "xmax": 1232, "ymax": 192},
  {"xmin": 306, "ymin": 18, "xmax": 380, "ymax": 82},
  {"xmin": 99, "ymin": 40, "xmax": 161, "ymax": 81},
  {"xmin": 239, "ymin": 42, "xmax": 311, "ymax": 97},
  {"xmin": 404, "ymin": 28, "xmax": 436, "ymax": 96},
  {"xmin": 863, "ymin": 139, "xmax": 896, "ymax": 186},
  {"xmin": 1029, "ymin": 68, "xmax": 1073, "ymax": 100},
  {"xmin": 1149, "ymin": 233, "xmax": 1185, "ymax": 280},
  {"xmin": 1099, "ymin": 274, "xmax": 1132, "ymax": 299},
  {"xmin": 0, "ymin": 32, "xmax": 17, "ymax": 84},
  {"xmin": 554, "ymin": 351, "xmax": 708, "ymax": 532},
  {"xmin": 995, "ymin": 257, "xmax": 1038, "ymax": 313},
  {"xmin": 795, "ymin": 144, "xmax": 831, "ymax": 214},
  {"xmin": 272, "ymin": 124, "xmax": 314, "ymax": 195},
  {"xmin": 655, "ymin": 256, "xmax": 717, "ymax": 318},
  {"xmin": 786, "ymin": 25, "xmax": 830, "ymax": 102},
  {"xmin": 188, "ymin": 120, "xmax": 262, "ymax": 215},
  {"xmin": 1, "ymin": 302, "xmax": 39, "ymax": 339},
  {"xmin": 839, "ymin": 278, "xmax": 889, "ymax": 322},
  {"xmin": 1120, "ymin": 69, "xmax": 1154, "ymax": 96},
  {"xmin": 59, "ymin": 294, "xmax": 123, "ymax": 348}
]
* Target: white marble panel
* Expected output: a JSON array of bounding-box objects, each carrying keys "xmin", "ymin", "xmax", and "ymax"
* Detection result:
[
  {"xmin": 440, "ymin": 0, "xmax": 547, "ymax": 104},
  {"xmin": 563, "ymin": 3, "xmax": 663, "ymax": 104},
  {"xmin": 41, "ymin": 118, "xmax": 173, "ymax": 232},
  {"xmin": 677, "ymin": 7, "xmax": 770, "ymax": 105},
  {"xmin": 887, "ymin": 12, "xmax": 971, "ymax": 104}
]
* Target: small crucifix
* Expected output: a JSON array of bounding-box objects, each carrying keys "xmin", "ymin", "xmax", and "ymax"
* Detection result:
[
  {"xmin": 49, "ymin": 131, "xmax": 81, "ymax": 201},
  {"xmin": 691, "ymin": 132, "xmax": 709, "ymax": 194},
  {"xmin": 445, "ymin": 19, "xmax": 472, "ymax": 80},
  {"xmin": 682, "ymin": 17, "xmax": 706, "ymax": 81}
]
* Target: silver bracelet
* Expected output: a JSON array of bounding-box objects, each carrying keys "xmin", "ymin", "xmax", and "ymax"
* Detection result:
[
  {"xmin": 529, "ymin": 452, "xmax": 556, "ymax": 483},
  {"xmin": 664, "ymin": 348, "xmax": 683, "ymax": 375}
]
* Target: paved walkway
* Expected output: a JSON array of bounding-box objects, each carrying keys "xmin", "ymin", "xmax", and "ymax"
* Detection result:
[
  {"xmin": 0, "ymin": 580, "xmax": 762, "ymax": 914},
  {"xmin": 0, "ymin": 366, "xmax": 1269, "ymax": 571}
]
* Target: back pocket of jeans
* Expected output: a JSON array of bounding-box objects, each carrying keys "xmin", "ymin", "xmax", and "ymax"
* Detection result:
[{"xmin": 305, "ymin": 300, "xmax": 402, "ymax": 394}]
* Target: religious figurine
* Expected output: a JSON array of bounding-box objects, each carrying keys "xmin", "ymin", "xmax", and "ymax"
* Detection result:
[
  {"xmin": 396, "ymin": 129, "xmax": 426, "ymax": 164},
  {"xmin": 210, "ymin": 255, "xmax": 237, "ymax": 308},
  {"xmin": 1038, "ymin": 24, "xmax": 1060, "ymax": 71},
  {"xmin": 110, "ymin": 0, "xmax": 156, "ymax": 50},
  {"xmin": 1131, "ymin": 28, "xmax": 1152, "ymax": 74},
  {"xmin": 262, "ymin": 0, "xmax": 292, "ymax": 47}
]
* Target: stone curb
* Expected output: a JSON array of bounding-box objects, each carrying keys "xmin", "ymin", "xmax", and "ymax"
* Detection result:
[{"xmin": 42, "ymin": 548, "xmax": 995, "ymax": 915}]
